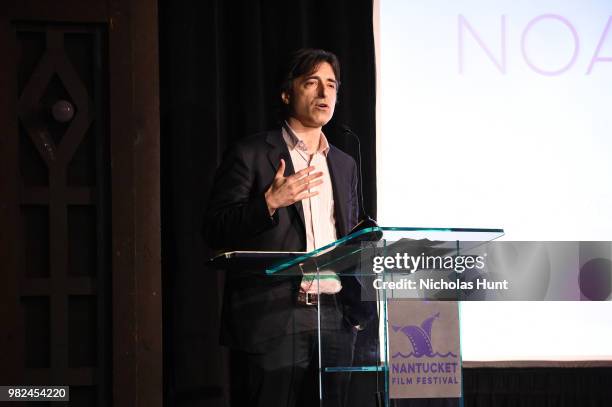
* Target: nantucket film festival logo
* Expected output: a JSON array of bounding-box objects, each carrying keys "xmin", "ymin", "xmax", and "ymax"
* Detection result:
[{"xmin": 388, "ymin": 302, "xmax": 461, "ymax": 399}]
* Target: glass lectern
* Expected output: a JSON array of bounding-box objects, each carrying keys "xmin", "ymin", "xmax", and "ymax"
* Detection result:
[{"xmin": 264, "ymin": 226, "xmax": 504, "ymax": 407}]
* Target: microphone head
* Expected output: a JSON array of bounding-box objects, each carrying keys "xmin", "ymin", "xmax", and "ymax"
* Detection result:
[
  {"xmin": 333, "ymin": 123, "xmax": 354, "ymax": 136},
  {"xmin": 339, "ymin": 124, "xmax": 352, "ymax": 133}
]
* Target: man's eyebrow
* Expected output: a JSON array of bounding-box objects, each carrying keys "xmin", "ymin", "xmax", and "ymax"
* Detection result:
[{"xmin": 303, "ymin": 75, "xmax": 337, "ymax": 83}]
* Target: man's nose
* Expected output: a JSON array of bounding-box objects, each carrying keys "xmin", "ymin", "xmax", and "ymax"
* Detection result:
[{"xmin": 317, "ymin": 82, "xmax": 327, "ymax": 97}]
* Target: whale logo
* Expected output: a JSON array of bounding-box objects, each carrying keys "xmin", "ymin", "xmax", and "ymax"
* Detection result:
[{"xmin": 392, "ymin": 312, "xmax": 457, "ymax": 358}]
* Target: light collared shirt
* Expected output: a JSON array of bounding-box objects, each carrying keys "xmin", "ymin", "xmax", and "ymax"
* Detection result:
[{"xmin": 282, "ymin": 122, "xmax": 337, "ymax": 252}]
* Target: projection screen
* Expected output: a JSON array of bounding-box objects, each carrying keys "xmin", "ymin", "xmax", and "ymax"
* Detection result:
[{"xmin": 377, "ymin": 0, "xmax": 612, "ymax": 362}]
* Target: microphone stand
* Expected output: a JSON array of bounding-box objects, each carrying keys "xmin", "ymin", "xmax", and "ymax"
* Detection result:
[{"xmin": 339, "ymin": 125, "xmax": 384, "ymax": 406}]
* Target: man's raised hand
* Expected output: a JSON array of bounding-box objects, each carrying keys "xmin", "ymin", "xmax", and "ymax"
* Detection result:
[{"xmin": 264, "ymin": 159, "xmax": 324, "ymax": 216}]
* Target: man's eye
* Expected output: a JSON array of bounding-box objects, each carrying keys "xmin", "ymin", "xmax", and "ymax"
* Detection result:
[
  {"xmin": 328, "ymin": 83, "xmax": 337, "ymax": 89},
  {"xmin": 305, "ymin": 81, "xmax": 316, "ymax": 87}
]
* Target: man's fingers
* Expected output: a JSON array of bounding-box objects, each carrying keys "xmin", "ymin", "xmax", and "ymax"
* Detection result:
[
  {"xmin": 295, "ymin": 179, "xmax": 323, "ymax": 195},
  {"xmin": 295, "ymin": 171, "xmax": 324, "ymax": 186},
  {"xmin": 288, "ymin": 168, "xmax": 319, "ymax": 185},
  {"xmin": 303, "ymin": 179, "xmax": 323, "ymax": 191},
  {"xmin": 291, "ymin": 165, "xmax": 316, "ymax": 180},
  {"xmin": 296, "ymin": 190, "xmax": 319, "ymax": 201},
  {"xmin": 274, "ymin": 159, "xmax": 286, "ymax": 179}
]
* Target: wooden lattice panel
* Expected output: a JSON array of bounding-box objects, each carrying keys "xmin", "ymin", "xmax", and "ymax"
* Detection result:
[{"xmin": 15, "ymin": 23, "xmax": 109, "ymax": 406}]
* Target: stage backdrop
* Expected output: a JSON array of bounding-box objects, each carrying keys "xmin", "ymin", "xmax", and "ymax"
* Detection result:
[{"xmin": 378, "ymin": 0, "xmax": 612, "ymax": 363}]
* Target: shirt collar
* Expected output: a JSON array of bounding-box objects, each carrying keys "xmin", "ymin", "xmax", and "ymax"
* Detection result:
[{"xmin": 282, "ymin": 121, "xmax": 330, "ymax": 157}]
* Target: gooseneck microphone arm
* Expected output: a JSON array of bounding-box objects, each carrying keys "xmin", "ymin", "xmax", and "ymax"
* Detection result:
[
  {"xmin": 339, "ymin": 125, "xmax": 380, "ymax": 234},
  {"xmin": 339, "ymin": 124, "xmax": 367, "ymax": 220}
]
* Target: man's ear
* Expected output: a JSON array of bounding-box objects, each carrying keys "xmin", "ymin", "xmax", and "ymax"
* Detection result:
[{"xmin": 281, "ymin": 92, "xmax": 290, "ymax": 105}]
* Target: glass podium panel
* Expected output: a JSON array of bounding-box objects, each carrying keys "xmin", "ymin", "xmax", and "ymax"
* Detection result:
[
  {"xmin": 266, "ymin": 227, "xmax": 504, "ymax": 276},
  {"xmin": 266, "ymin": 226, "xmax": 504, "ymax": 407}
]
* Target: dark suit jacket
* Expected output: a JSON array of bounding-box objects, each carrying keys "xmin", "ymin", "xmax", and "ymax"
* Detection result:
[{"xmin": 204, "ymin": 129, "xmax": 361, "ymax": 352}]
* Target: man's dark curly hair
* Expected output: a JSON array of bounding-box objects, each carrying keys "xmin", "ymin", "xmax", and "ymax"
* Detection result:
[{"xmin": 279, "ymin": 48, "xmax": 341, "ymax": 119}]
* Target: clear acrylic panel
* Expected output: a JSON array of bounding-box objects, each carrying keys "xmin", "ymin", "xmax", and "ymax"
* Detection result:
[{"xmin": 266, "ymin": 226, "xmax": 503, "ymax": 406}]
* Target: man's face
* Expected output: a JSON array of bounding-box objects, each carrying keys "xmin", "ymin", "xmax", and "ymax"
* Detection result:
[{"xmin": 283, "ymin": 62, "xmax": 338, "ymax": 128}]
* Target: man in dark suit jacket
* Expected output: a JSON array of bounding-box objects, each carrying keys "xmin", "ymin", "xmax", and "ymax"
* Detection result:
[{"xmin": 204, "ymin": 49, "xmax": 365, "ymax": 407}]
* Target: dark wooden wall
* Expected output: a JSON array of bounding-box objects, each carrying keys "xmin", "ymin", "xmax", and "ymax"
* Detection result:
[{"xmin": 0, "ymin": 1, "xmax": 162, "ymax": 406}]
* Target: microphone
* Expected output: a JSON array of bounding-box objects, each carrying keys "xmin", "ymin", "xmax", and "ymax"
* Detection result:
[
  {"xmin": 338, "ymin": 125, "xmax": 382, "ymax": 239},
  {"xmin": 338, "ymin": 125, "xmax": 383, "ymax": 403}
]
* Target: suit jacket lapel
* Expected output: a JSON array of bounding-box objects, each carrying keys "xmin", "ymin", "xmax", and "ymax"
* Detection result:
[
  {"xmin": 265, "ymin": 131, "xmax": 306, "ymax": 229},
  {"xmin": 327, "ymin": 146, "xmax": 348, "ymax": 237}
]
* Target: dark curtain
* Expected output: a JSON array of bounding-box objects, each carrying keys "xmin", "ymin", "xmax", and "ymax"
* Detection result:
[{"xmin": 159, "ymin": 0, "xmax": 377, "ymax": 405}]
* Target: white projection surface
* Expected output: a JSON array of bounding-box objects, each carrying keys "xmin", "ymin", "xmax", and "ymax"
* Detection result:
[{"xmin": 378, "ymin": 0, "xmax": 612, "ymax": 361}]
